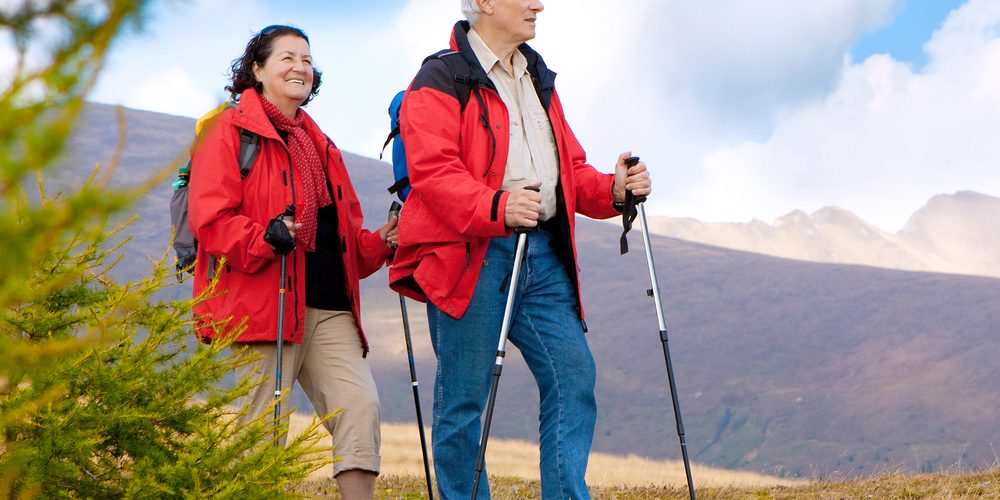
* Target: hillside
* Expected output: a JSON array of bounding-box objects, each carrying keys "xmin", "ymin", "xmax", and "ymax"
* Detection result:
[
  {"xmin": 639, "ymin": 193, "xmax": 1000, "ymax": 278},
  {"xmin": 50, "ymin": 103, "xmax": 1000, "ymax": 478}
]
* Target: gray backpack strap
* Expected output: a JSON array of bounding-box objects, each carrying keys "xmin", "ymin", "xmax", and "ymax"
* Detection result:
[{"xmin": 237, "ymin": 128, "xmax": 260, "ymax": 179}]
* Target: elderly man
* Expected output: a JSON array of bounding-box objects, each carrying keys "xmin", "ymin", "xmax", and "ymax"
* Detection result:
[{"xmin": 389, "ymin": 1, "xmax": 651, "ymax": 498}]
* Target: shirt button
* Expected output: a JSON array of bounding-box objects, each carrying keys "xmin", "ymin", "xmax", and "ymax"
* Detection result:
[
  {"xmin": 495, "ymin": 124, "xmax": 501, "ymax": 129},
  {"xmin": 447, "ymin": 307, "xmax": 453, "ymax": 312}
]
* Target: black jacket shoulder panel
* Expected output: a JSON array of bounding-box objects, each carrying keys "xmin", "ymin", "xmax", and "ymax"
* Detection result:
[{"xmin": 410, "ymin": 58, "xmax": 459, "ymax": 99}]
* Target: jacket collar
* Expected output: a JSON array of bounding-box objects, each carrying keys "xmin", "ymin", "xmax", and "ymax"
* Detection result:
[
  {"xmin": 450, "ymin": 20, "xmax": 495, "ymax": 91},
  {"xmin": 232, "ymin": 88, "xmax": 282, "ymax": 140},
  {"xmin": 449, "ymin": 20, "xmax": 557, "ymax": 108},
  {"xmin": 233, "ymin": 88, "xmax": 331, "ymax": 153}
]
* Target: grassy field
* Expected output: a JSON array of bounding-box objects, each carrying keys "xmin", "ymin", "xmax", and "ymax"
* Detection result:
[
  {"xmin": 297, "ymin": 468, "xmax": 1000, "ymax": 499},
  {"xmin": 290, "ymin": 414, "xmax": 799, "ymax": 489},
  {"xmin": 289, "ymin": 412, "xmax": 1000, "ymax": 498}
]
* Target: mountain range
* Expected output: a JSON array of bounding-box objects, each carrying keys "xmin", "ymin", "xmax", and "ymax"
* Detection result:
[
  {"xmin": 637, "ymin": 191, "xmax": 1000, "ymax": 279},
  {"xmin": 49, "ymin": 103, "xmax": 1000, "ymax": 478}
]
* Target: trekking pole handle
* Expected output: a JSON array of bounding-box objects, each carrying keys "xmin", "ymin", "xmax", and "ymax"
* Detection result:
[
  {"xmin": 281, "ymin": 204, "xmax": 296, "ymax": 221},
  {"xmin": 388, "ymin": 201, "xmax": 402, "ymax": 251},
  {"xmin": 624, "ymin": 156, "xmax": 647, "ymax": 205},
  {"xmin": 514, "ymin": 185, "xmax": 542, "ymax": 235},
  {"xmin": 389, "ymin": 201, "xmax": 402, "ymax": 219}
]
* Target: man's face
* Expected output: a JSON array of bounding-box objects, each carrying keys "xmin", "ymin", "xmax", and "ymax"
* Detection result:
[{"xmin": 489, "ymin": 0, "xmax": 544, "ymax": 44}]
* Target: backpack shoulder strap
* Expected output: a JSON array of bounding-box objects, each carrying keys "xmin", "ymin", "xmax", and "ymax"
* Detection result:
[
  {"xmin": 424, "ymin": 49, "xmax": 474, "ymax": 111},
  {"xmin": 236, "ymin": 128, "xmax": 260, "ymax": 180},
  {"xmin": 380, "ymin": 90, "xmax": 406, "ymax": 160},
  {"xmin": 422, "ymin": 49, "xmax": 497, "ymax": 173},
  {"xmin": 189, "ymin": 102, "xmax": 259, "ymax": 180}
]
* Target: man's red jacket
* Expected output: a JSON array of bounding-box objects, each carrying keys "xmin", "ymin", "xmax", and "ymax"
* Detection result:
[{"xmin": 389, "ymin": 21, "xmax": 620, "ymax": 320}]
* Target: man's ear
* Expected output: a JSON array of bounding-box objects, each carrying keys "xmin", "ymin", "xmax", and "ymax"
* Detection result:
[{"xmin": 477, "ymin": 0, "xmax": 495, "ymax": 15}]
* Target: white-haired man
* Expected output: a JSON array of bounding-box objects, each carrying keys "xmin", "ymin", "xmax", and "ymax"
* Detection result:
[{"xmin": 389, "ymin": 1, "xmax": 651, "ymax": 498}]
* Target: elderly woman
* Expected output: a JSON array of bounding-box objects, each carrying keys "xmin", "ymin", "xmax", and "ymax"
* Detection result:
[{"xmin": 188, "ymin": 25, "xmax": 394, "ymax": 499}]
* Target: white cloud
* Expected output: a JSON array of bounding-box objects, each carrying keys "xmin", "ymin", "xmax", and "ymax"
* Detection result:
[
  {"xmin": 397, "ymin": 0, "xmax": 462, "ymax": 64},
  {"xmin": 693, "ymin": 0, "xmax": 1000, "ymax": 231},
  {"xmin": 117, "ymin": 66, "xmax": 217, "ymax": 117},
  {"xmin": 72, "ymin": 0, "xmax": 996, "ymax": 232},
  {"xmin": 644, "ymin": 0, "xmax": 896, "ymax": 119},
  {"xmin": 90, "ymin": 0, "xmax": 267, "ymax": 117},
  {"xmin": 391, "ymin": 1, "xmax": 909, "ymax": 219}
]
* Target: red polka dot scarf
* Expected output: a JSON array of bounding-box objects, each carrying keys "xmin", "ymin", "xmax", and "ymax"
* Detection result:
[{"xmin": 260, "ymin": 96, "xmax": 331, "ymax": 252}]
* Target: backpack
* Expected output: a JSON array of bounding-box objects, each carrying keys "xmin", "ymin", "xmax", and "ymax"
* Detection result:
[
  {"xmin": 170, "ymin": 104, "xmax": 261, "ymax": 276},
  {"xmin": 381, "ymin": 49, "xmax": 481, "ymax": 202}
]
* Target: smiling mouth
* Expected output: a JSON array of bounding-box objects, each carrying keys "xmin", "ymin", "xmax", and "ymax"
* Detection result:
[{"xmin": 287, "ymin": 79, "xmax": 304, "ymax": 85}]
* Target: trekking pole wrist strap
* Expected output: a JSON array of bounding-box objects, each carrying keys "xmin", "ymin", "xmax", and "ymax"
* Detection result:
[{"xmin": 619, "ymin": 156, "xmax": 642, "ymax": 255}]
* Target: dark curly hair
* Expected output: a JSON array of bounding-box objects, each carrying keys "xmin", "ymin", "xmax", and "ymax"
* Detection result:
[{"xmin": 226, "ymin": 25, "xmax": 322, "ymax": 105}]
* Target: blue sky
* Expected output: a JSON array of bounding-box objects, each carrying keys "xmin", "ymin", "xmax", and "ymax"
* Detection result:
[
  {"xmin": 851, "ymin": 0, "xmax": 967, "ymax": 70},
  {"xmin": 29, "ymin": 0, "xmax": 998, "ymax": 231}
]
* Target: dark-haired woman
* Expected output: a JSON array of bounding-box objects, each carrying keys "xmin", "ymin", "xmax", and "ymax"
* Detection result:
[{"xmin": 188, "ymin": 25, "xmax": 394, "ymax": 499}]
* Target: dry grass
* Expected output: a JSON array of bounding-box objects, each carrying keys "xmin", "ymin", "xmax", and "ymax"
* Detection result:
[
  {"xmin": 290, "ymin": 411, "xmax": 1000, "ymax": 498},
  {"xmin": 290, "ymin": 411, "xmax": 800, "ymax": 497},
  {"xmin": 296, "ymin": 467, "xmax": 1000, "ymax": 499}
]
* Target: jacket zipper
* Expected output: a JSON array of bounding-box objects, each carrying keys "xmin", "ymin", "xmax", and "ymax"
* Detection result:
[{"xmin": 284, "ymin": 149, "xmax": 299, "ymax": 338}]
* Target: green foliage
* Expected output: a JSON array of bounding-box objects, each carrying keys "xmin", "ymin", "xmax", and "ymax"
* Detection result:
[{"xmin": 0, "ymin": 1, "xmax": 331, "ymax": 498}]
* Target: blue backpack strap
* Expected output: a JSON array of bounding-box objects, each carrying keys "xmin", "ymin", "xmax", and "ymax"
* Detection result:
[
  {"xmin": 381, "ymin": 50, "xmax": 478, "ymax": 202},
  {"xmin": 384, "ymin": 91, "xmax": 410, "ymax": 201}
]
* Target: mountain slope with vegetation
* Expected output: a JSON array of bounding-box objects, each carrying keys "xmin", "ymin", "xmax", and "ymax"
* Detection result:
[{"xmin": 57, "ymin": 103, "xmax": 1000, "ymax": 478}]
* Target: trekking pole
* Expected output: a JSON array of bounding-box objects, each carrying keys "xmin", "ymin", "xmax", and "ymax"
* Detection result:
[
  {"xmin": 274, "ymin": 204, "xmax": 295, "ymax": 446},
  {"xmin": 387, "ymin": 201, "xmax": 434, "ymax": 500},
  {"xmin": 471, "ymin": 185, "xmax": 540, "ymax": 500},
  {"xmin": 625, "ymin": 156, "xmax": 695, "ymax": 499}
]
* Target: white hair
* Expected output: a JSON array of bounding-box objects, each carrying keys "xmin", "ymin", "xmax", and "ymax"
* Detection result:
[{"xmin": 461, "ymin": 0, "xmax": 481, "ymax": 25}]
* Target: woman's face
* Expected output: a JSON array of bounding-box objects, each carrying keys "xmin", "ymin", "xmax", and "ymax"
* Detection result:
[{"xmin": 253, "ymin": 34, "xmax": 314, "ymax": 110}]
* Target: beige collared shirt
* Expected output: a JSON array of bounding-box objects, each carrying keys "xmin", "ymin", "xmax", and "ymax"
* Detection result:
[{"xmin": 467, "ymin": 28, "xmax": 559, "ymax": 221}]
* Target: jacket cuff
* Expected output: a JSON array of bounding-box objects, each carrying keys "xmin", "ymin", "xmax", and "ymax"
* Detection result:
[
  {"xmin": 250, "ymin": 227, "xmax": 276, "ymax": 259},
  {"xmin": 493, "ymin": 190, "xmax": 512, "ymax": 235},
  {"xmin": 597, "ymin": 173, "xmax": 621, "ymax": 219},
  {"xmin": 362, "ymin": 231, "xmax": 393, "ymax": 259}
]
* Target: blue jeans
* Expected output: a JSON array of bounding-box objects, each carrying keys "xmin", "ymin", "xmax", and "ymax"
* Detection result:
[{"xmin": 427, "ymin": 231, "xmax": 597, "ymax": 499}]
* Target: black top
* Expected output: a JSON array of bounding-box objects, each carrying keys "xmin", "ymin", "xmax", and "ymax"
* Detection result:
[{"xmin": 305, "ymin": 179, "xmax": 350, "ymax": 312}]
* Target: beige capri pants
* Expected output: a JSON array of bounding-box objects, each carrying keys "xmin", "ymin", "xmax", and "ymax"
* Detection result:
[{"xmin": 234, "ymin": 308, "xmax": 381, "ymax": 476}]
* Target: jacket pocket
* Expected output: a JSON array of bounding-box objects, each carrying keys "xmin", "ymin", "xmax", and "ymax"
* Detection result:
[{"xmin": 400, "ymin": 199, "xmax": 470, "ymax": 245}]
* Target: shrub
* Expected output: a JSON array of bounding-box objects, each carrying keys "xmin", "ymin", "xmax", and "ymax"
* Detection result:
[{"xmin": 0, "ymin": 1, "xmax": 330, "ymax": 498}]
